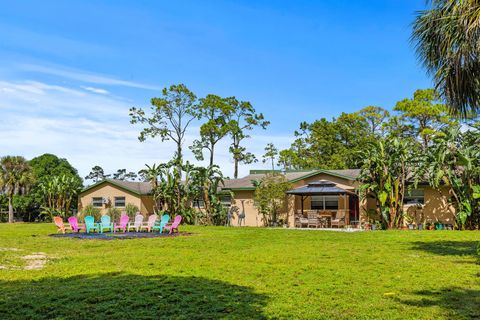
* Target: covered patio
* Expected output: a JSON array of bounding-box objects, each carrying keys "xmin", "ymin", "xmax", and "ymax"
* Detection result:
[{"xmin": 286, "ymin": 180, "xmax": 359, "ymax": 228}]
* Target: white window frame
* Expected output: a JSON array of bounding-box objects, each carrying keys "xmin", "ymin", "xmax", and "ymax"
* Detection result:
[
  {"xmin": 114, "ymin": 196, "xmax": 126, "ymax": 208},
  {"xmin": 92, "ymin": 197, "xmax": 103, "ymax": 207}
]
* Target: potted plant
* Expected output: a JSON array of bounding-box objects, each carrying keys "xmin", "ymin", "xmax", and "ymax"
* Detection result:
[{"xmin": 434, "ymin": 222, "xmax": 444, "ymax": 230}]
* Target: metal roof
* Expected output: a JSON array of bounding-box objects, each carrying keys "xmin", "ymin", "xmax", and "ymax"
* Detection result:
[
  {"xmin": 222, "ymin": 169, "xmax": 360, "ymax": 190},
  {"xmin": 286, "ymin": 180, "xmax": 356, "ymax": 196}
]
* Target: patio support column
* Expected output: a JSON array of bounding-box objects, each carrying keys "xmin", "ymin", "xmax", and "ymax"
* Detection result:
[
  {"xmin": 301, "ymin": 196, "xmax": 304, "ymax": 215},
  {"xmin": 344, "ymin": 194, "xmax": 349, "ymax": 225}
]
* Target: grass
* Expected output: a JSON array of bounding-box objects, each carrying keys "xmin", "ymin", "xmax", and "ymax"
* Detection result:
[{"xmin": 0, "ymin": 224, "xmax": 478, "ymax": 319}]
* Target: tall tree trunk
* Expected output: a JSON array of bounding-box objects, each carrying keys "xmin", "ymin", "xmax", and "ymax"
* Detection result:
[
  {"xmin": 209, "ymin": 144, "xmax": 214, "ymax": 168},
  {"xmin": 8, "ymin": 196, "xmax": 13, "ymax": 223}
]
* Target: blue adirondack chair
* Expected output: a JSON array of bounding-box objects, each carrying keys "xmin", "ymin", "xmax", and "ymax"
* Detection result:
[
  {"xmin": 85, "ymin": 216, "xmax": 99, "ymax": 233},
  {"xmin": 152, "ymin": 214, "xmax": 170, "ymax": 233},
  {"xmin": 99, "ymin": 215, "xmax": 114, "ymax": 233}
]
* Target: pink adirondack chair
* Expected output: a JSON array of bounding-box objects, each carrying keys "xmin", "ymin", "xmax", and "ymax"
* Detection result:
[
  {"xmin": 163, "ymin": 215, "xmax": 182, "ymax": 234},
  {"xmin": 114, "ymin": 214, "xmax": 129, "ymax": 233},
  {"xmin": 68, "ymin": 216, "xmax": 84, "ymax": 232},
  {"xmin": 54, "ymin": 216, "xmax": 67, "ymax": 234},
  {"xmin": 140, "ymin": 214, "xmax": 158, "ymax": 232}
]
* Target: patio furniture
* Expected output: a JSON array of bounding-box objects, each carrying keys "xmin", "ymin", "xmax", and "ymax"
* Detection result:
[
  {"xmin": 54, "ymin": 216, "xmax": 67, "ymax": 234},
  {"xmin": 318, "ymin": 216, "xmax": 330, "ymax": 228},
  {"xmin": 140, "ymin": 214, "xmax": 158, "ymax": 232},
  {"xmin": 331, "ymin": 211, "xmax": 346, "ymax": 228},
  {"xmin": 307, "ymin": 213, "xmax": 319, "ymax": 228},
  {"xmin": 85, "ymin": 216, "xmax": 100, "ymax": 233},
  {"xmin": 68, "ymin": 216, "xmax": 84, "ymax": 232},
  {"xmin": 127, "ymin": 214, "xmax": 144, "ymax": 232},
  {"xmin": 295, "ymin": 215, "xmax": 308, "ymax": 228},
  {"xmin": 164, "ymin": 215, "xmax": 182, "ymax": 234},
  {"xmin": 114, "ymin": 214, "xmax": 129, "ymax": 233},
  {"xmin": 98, "ymin": 215, "xmax": 114, "ymax": 233},
  {"xmin": 152, "ymin": 214, "xmax": 170, "ymax": 233}
]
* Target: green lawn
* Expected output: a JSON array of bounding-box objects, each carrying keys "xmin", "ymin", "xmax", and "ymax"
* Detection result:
[{"xmin": 0, "ymin": 224, "xmax": 478, "ymax": 319}]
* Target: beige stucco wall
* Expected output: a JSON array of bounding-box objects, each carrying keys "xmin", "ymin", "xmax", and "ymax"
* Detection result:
[
  {"xmin": 404, "ymin": 186, "xmax": 455, "ymax": 224},
  {"xmin": 78, "ymin": 183, "xmax": 147, "ymax": 216},
  {"xmin": 360, "ymin": 186, "xmax": 456, "ymax": 225}
]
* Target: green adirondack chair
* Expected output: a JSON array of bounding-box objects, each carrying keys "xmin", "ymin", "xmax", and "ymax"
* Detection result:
[
  {"xmin": 85, "ymin": 216, "xmax": 99, "ymax": 233},
  {"xmin": 98, "ymin": 215, "xmax": 114, "ymax": 233},
  {"xmin": 152, "ymin": 214, "xmax": 170, "ymax": 233}
]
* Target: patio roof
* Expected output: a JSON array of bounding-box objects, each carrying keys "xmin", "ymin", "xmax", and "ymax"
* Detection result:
[{"xmin": 286, "ymin": 180, "xmax": 356, "ymax": 196}]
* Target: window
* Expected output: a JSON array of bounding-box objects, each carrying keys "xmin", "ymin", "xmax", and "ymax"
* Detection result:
[
  {"xmin": 311, "ymin": 196, "xmax": 324, "ymax": 210},
  {"xmin": 92, "ymin": 197, "xmax": 103, "ymax": 207},
  {"xmin": 324, "ymin": 196, "xmax": 339, "ymax": 210},
  {"xmin": 405, "ymin": 189, "xmax": 424, "ymax": 204},
  {"xmin": 192, "ymin": 199, "xmax": 205, "ymax": 208},
  {"xmin": 310, "ymin": 195, "xmax": 338, "ymax": 210},
  {"xmin": 221, "ymin": 195, "xmax": 232, "ymax": 207},
  {"xmin": 114, "ymin": 196, "xmax": 126, "ymax": 207}
]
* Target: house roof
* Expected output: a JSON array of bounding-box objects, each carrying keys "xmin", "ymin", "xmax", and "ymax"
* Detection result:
[
  {"xmin": 81, "ymin": 169, "xmax": 361, "ymax": 194},
  {"xmin": 222, "ymin": 169, "xmax": 360, "ymax": 191},
  {"xmin": 81, "ymin": 179, "xmax": 152, "ymax": 196},
  {"xmin": 286, "ymin": 180, "xmax": 356, "ymax": 196}
]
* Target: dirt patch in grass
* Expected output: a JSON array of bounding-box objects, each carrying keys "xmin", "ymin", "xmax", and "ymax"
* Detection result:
[
  {"xmin": 0, "ymin": 248, "xmax": 50, "ymax": 271},
  {"xmin": 22, "ymin": 252, "xmax": 48, "ymax": 270}
]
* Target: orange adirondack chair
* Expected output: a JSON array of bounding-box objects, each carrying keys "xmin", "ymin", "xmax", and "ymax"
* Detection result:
[{"xmin": 54, "ymin": 216, "xmax": 67, "ymax": 234}]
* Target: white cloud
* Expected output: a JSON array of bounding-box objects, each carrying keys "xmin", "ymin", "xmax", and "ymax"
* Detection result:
[
  {"xmin": 81, "ymin": 86, "xmax": 109, "ymax": 95},
  {"xmin": 0, "ymin": 78, "xmax": 293, "ymax": 181},
  {"xmin": 19, "ymin": 63, "xmax": 162, "ymax": 91}
]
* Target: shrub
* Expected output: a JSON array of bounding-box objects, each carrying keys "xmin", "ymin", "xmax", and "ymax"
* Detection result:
[
  {"xmin": 107, "ymin": 207, "xmax": 122, "ymax": 222},
  {"xmin": 125, "ymin": 203, "xmax": 140, "ymax": 219},
  {"xmin": 79, "ymin": 204, "xmax": 101, "ymax": 222}
]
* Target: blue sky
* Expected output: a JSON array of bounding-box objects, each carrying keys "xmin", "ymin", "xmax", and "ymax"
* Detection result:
[{"xmin": 0, "ymin": 0, "xmax": 431, "ymax": 180}]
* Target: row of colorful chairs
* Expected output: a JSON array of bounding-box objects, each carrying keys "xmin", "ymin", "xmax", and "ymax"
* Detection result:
[{"xmin": 54, "ymin": 213, "xmax": 182, "ymax": 235}]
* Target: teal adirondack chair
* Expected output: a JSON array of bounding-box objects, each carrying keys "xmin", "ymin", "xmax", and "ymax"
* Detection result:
[
  {"xmin": 99, "ymin": 215, "xmax": 114, "ymax": 233},
  {"xmin": 152, "ymin": 214, "xmax": 170, "ymax": 233},
  {"xmin": 85, "ymin": 216, "xmax": 99, "ymax": 233}
]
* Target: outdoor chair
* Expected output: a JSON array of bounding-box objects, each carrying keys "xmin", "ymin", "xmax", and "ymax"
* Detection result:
[
  {"xmin": 140, "ymin": 214, "xmax": 158, "ymax": 232},
  {"xmin": 164, "ymin": 215, "xmax": 182, "ymax": 234},
  {"xmin": 85, "ymin": 216, "xmax": 100, "ymax": 233},
  {"xmin": 152, "ymin": 214, "xmax": 170, "ymax": 233},
  {"xmin": 295, "ymin": 215, "xmax": 308, "ymax": 228},
  {"xmin": 127, "ymin": 214, "xmax": 144, "ymax": 232},
  {"xmin": 54, "ymin": 216, "xmax": 67, "ymax": 234},
  {"xmin": 68, "ymin": 216, "xmax": 84, "ymax": 232},
  {"xmin": 331, "ymin": 212, "xmax": 346, "ymax": 228},
  {"xmin": 98, "ymin": 215, "xmax": 114, "ymax": 233},
  {"xmin": 307, "ymin": 213, "xmax": 319, "ymax": 228},
  {"xmin": 114, "ymin": 214, "xmax": 129, "ymax": 233}
]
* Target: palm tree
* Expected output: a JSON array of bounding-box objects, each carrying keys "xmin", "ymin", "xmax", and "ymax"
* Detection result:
[
  {"xmin": 412, "ymin": 1, "xmax": 480, "ymax": 117},
  {"xmin": 0, "ymin": 156, "xmax": 35, "ymax": 223}
]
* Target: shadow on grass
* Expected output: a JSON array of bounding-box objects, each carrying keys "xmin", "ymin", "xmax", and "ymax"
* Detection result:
[
  {"xmin": 395, "ymin": 287, "xmax": 480, "ymax": 319},
  {"xmin": 410, "ymin": 241, "xmax": 478, "ymax": 260},
  {"xmin": 0, "ymin": 273, "xmax": 268, "ymax": 319}
]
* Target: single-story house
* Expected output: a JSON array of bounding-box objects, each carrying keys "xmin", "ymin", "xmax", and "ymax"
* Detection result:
[{"xmin": 78, "ymin": 169, "xmax": 456, "ymax": 227}]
